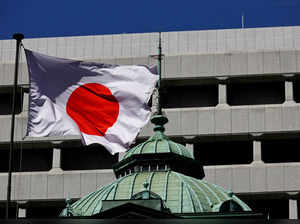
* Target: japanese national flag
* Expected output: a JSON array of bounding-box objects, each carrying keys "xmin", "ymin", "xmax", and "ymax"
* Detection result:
[{"xmin": 25, "ymin": 49, "xmax": 157, "ymax": 154}]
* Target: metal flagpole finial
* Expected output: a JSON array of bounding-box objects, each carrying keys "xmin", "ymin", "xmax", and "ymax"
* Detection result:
[{"xmin": 13, "ymin": 33, "xmax": 24, "ymax": 41}]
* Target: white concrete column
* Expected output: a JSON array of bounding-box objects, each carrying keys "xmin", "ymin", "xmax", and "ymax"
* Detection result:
[
  {"xmin": 219, "ymin": 84, "xmax": 227, "ymax": 104},
  {"xmin": 289, "ymin": 199, "xmax": 298, "ymax": 219},
  {"xmin": 18, "ymin": 208, "xmax": 26, "ymax": 218},
  {"xmin": 253, "ymin": 140, "xmax": 262, "ymax": 162},
  {"xmin": 186, "ymin": 143, "xmax": 194, "ymax": 157},
  {"xmin": 283, "ymin": 74, "xmax": 296, "ymax": 104},
  {"xmin": 17, "ymin": 201, "xmax": 27, "ymax": 218},
  {"xmin": 22, "ymin": 91, "xmax": 29, "ymax": 114},
  {"xmin": 251, "ymin": 133, "xmax": 264, "ymax": 164},
  {"xmin": 52, "ymin": 148, "xmax": 62, "ymax": 169},
  {"xmin": 217, "ymin": 77, "xmax": 229, "ymax": 107},
  {"xmin": 50, "ymin": 147, "xmax": 63, "ymax": 173}
]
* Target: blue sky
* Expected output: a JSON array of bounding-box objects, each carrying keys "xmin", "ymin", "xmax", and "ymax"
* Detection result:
[{"xmin": 0, "ymin": 0, "xmax": 299, "ymax": 40}]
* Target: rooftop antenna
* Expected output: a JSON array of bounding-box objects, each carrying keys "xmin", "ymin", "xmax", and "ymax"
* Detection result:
[{"xmin": 242, "ymin": 12, "xmax": 245, "ymax": 29}]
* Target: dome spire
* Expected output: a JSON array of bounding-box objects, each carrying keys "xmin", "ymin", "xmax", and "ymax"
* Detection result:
[
  {"xmin": 157, "ymin": 32, "xmax": 163, "ymax": 115},
  {"xmin": 150, "ymin": 33, "xmax": 168, "ymax": 133},
  {"xmin": 112, "ymin": 32, "xmax": 205, "ymax": 180}
]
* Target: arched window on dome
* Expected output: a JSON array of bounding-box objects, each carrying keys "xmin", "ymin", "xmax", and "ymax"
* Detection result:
[{"xmin": 217, "ymin": 200, "xmax": 244, "ymax": 212}]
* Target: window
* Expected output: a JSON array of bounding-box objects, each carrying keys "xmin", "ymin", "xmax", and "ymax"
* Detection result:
[
  {"xmin": 0, "ymin": 86, "xmax": 24, "ymax": 115},
  {"xmin": 161, "ymin": 84, "xmax": 218, "ymax": 108},
  {"xmin": 150, "ymin": 164, "xmax": 157, "ymax": 171},
  {"xmin": 261, "ymin": 139, "xmax": 300, "ymax": 163},
  {"xmin": 0, "ymin": 147, "xmax": 52, "ymax": 172},
  {"xmin": 243, "ymin": 198, "xmax": 289, "ymax": 219},
  {"xmin": 26, "ymin": 201, "xmax": 66, "ymax": 218},
  {"xmin": 61, "ymin": 144, "xmax": 118, "ymax": 170},
  {"xmin": 194, "ymin": 140, "xmax": 253, "ymax": 166},
  {"xmin": 158, "ymin": 164, "xmax": 166, "ymax": 171},
  {"xmin": 227, "ymin": 80, "xmax": 285, "ymax": 106},
  {"xmin": 0, "ymin": 203, "xmax": 17, "ymax": 219},
  {"xmin": 293, "ymin": 80, "xmax": 300, "ymax": 103}
]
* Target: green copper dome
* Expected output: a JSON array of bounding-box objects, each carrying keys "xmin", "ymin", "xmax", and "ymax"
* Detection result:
[
  {"xmin": 113, "ymin": 115, "xmax": 204, "ymax": 179},
  {"xmin": 123, "ymin": 131, "xmax": 193, "ymax": 160},
  {"xmin": 123, "ymin": 116, "xmax": 193, "ymax": 160},
  {"xmin": 64, "ymin": 170, "xmax": 251, "ymax": 216},
  {"xmin": 61, "ymin": 114, "xmax": 252, "ymax": 217}
]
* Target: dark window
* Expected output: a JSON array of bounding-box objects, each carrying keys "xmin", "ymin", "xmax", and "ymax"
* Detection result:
[
  {"xmin": 293, "ymin": 80, "xmax": 300, "ymax": 103},
  {"xmin": 161, "ymin": 84, "xmax": 218, "ymax": 108},
  {"xmin": 0, "ymin": 87, "xmax": 23, "ymax": 115},
  {"xmin": 0, "ymin": 203, "xmax": 17, "ymax": 219},
  {"xmin": 150, "ymin": 164, "xmax": 157, "ymax": 171},
  {"xmin": 158, "ymin": 164, "xmax": 166, "ymax": 171},
  {"xmin": 20, "ymin": 148, "xmax": 53, "ymax": 172},
  {"xmin": 25, "ymin": 201, "xmax": 66, "ymax": 218},
  {"xmin": 61, "ymin": 144, "xmax": 118, "ymax": 170},
  {"xmin": 0, "ymin": 147, "xmax": 52, "ymax": 172},
  {"xmin": 297, "ymin": 200, "xmax": 300, "ymax": 217},
  {"xmin": 142, "ymin": 165, "xmax": 149, "ymax": 172},
  {"xmin": 0, "ymin": 149, "xmax": 11, "ymax": 172},
  {"xmin": 243, "ymin": 198, "xmax": 289, "ymax": 219},
  {"xmin": 194, "ymin": 140, "xmax": 253, "ymax": 166},
  {"xmin": 227, "ymin": 81, "xmax": 285, "ymax": 106},
  {"xmin": 26, "ymin": 206, "xmax": 64, "ymax": 218},
  {"xmin": 261, "ymin": 139, "xmax": 300, "ymax": 163}
]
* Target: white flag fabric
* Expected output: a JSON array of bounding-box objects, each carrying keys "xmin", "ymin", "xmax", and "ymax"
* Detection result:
[{"xmin": 25, "ymin": 49, "xmax": 157, "ymax": 154}]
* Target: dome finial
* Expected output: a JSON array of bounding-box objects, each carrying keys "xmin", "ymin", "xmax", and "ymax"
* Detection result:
[{"xmin": 151, "ymin": 114, "xmax": 168, "ymax": 132}]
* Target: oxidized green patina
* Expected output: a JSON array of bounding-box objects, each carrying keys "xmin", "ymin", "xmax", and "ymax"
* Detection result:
[
  {"xmin": 123, "ymin": 115, "xmax": 193, "ymax": 160},
  {"xmin": 61, "ymin": 115, "xmax": 251, "ymax": 217}
]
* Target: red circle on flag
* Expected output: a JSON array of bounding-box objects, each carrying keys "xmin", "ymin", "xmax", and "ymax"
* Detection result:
[{"xmin": 66, "ymin": 83, "xmax": 119, "ymax": 136}]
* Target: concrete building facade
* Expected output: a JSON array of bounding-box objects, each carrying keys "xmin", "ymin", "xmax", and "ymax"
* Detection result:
[{"xmin": 0, "ymin": 26, "xmax": 300, "ymax": 218}]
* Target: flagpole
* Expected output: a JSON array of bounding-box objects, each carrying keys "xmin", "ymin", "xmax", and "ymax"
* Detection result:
[
  {"xmin": 157, "ymin": 32, "xmax": 162, "ymax": 115},
  {"xmin": 6, "ymin": 33, "xmax": 24, "ymax": 219}
]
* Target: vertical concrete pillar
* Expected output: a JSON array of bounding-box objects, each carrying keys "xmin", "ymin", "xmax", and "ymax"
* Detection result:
[
  {"xmin": 251, "ymin": 133, "xmax": 264, "ymax": 164},
  {"xmin": 289, "ymin": 199, "xmax": 298, "ymax": 219},
  {"xmin": 50, "ymin": 143, "xmax": 63, "ymax": 173},
  {"xmin": 186, "ymin": 143, "xmax": 194, "ymax": 157},
  {"xmin": 217, "ymin": 77, "xmax": 229, "ymax": 107},
  {"xmin": 253, "ymin": 140, "xmax": 262, "ymax": 162},
  {"xmin": 52, "ymin": 148, "xmax": 62, "ymax": 169},
  {"xmin": 17, "ymin": 201, "xmax": 27, "ymax": 218},
  {"xmin": 283, "ymin": 74, "xmax": 295, "ymax": 104},
  {"xmin": 22, "ymin": 91, "xmax": 29, "ymax": 113},
  {"xmin": 18, "ymin": 208, "xmax": 26, "ymax": 218}
]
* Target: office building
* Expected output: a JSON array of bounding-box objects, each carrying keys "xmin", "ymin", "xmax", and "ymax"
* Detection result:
[{"xmin": 0, "ymin": 26, "xmax": 299, "ymax": 219}]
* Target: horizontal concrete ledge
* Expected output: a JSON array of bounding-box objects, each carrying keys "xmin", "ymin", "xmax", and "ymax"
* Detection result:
[
  {"xmin": 0, "ymin": 103, "xmax": 300, "ymax": 142},
  {"xmin": 2, "ymin": 26, "xmax": 300, "ymax": 63},
  {"xmin": 204, "ymin": 162, "xmax": 300, "ymax": 194},
  {"xmin": 0, "ymin": 162, "xmax": 300, "ymax": 201},
  {"xmin": 1, "ymin": 49, "xmax": 300, "ymax": 85},
  {"xmin": 0, "ymin": 169, "xmax": 115, "ymax": 201},
  {"xmin": 141, "ymin": 103, "xmax": 300, "ymax": 138}
]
